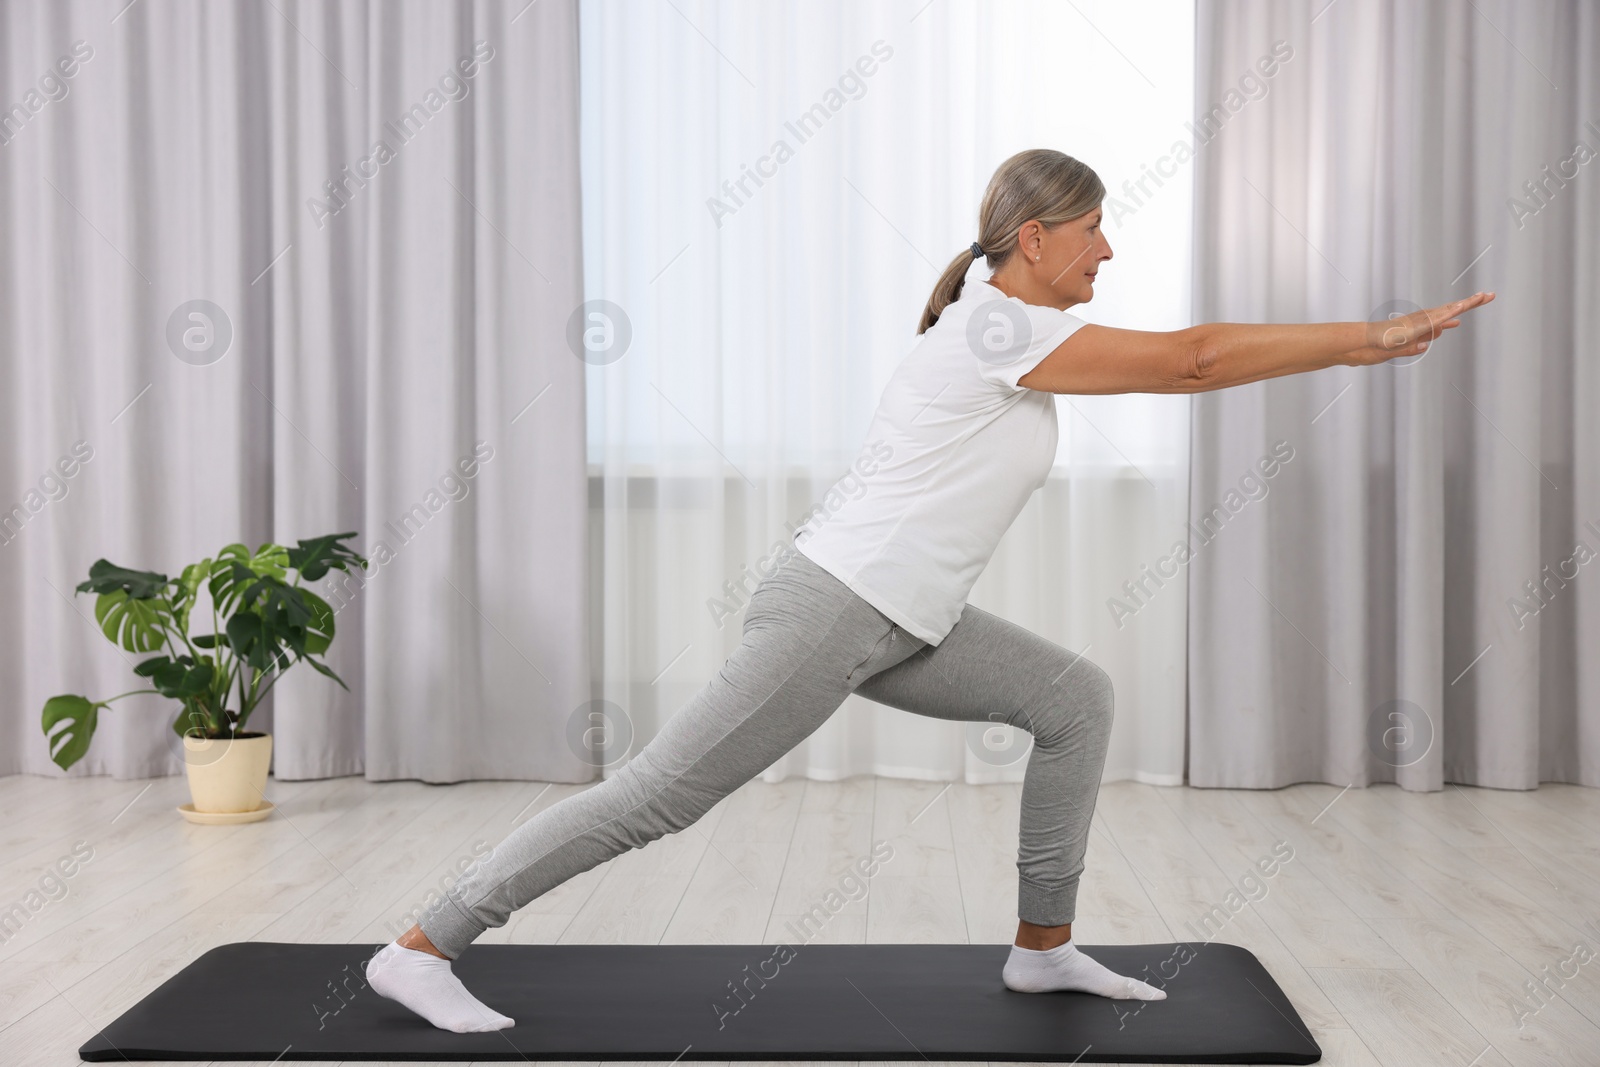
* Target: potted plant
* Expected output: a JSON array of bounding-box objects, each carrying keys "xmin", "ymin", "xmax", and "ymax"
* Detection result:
[{"xmin": 41, "ymin": 532, "xmax": 366, "ymax": 823}]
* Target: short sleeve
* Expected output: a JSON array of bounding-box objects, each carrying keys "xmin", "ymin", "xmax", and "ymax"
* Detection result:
[{"xmin": 969, "ymin": 299, "xmax": 1088, "ymax": 392}]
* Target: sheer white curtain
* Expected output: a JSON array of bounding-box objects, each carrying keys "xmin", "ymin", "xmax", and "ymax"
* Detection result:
[{"xmin": 579, "ymin": 0, "xmax": 1194, "ymax": 784}]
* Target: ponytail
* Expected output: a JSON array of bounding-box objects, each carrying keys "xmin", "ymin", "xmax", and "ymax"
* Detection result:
[
  {"xmin": 917, "ymin": 149, "xmax": 1105, "ymax": 334},
  {"xmin": 918, "ymin": 247, "xmax": 984, "ymax": 334}
]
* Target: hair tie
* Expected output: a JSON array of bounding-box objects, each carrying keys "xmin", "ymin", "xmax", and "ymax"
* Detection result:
[{"xmin": 969, "ymin": 241, "xmax": 984, "ymax": 260}]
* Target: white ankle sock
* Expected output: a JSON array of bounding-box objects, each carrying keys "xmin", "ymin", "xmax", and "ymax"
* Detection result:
[
  {"xmin": 1002, "ymin": 940, "xmax": 1168, "ymax": 1000},
  {"xmin": 365, "ymin": 942, "xmax": 516, "ymax": 1032}
]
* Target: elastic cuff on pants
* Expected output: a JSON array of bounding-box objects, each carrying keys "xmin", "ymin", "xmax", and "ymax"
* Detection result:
[
  {"xmin": 416, "ymin": 890, "xmax": 486, "ymax": 960},
  {"xmin": 1017, "ymin": 877, "xmax": 1077, "ymax": 928}
]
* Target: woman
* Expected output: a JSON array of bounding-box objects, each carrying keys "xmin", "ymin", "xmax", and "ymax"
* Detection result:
[{"xmin": 367, "ymin": 148, "xmax": 1494, "ymax": 1032}]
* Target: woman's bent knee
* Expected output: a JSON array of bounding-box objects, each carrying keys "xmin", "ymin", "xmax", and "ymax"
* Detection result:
[{"xmin": 1030, "ymin": 651, "xmax": 1114, "ymax": 745}]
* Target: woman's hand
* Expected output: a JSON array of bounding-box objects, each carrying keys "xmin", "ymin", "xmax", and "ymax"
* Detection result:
[{"xmin": 1345, "ymin": 291, "xmax": 1496, "ymax": 366}]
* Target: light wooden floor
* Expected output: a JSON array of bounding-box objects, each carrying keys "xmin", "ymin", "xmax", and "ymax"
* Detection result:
[{"xmin": 1, "ymin": 772, "xmax": 1597, "ymax": 1066}]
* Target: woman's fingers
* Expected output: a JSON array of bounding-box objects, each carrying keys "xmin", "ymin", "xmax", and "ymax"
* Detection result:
[
  {"xmin": 1436, "ymin": 291, "xmax": 1494, "ymax": 321},
  {"xmin": 1419, "ymin": 293, "xmax": 1493, "ymax": 339},
  {"xmin": 1368, "ymin": 291, "xmax": 1493, "ymax": 353}
]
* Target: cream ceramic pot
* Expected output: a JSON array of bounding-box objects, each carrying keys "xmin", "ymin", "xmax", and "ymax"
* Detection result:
[{"xmin": 182, "ymin": 732, "xmax": 272, "ymax": 813}]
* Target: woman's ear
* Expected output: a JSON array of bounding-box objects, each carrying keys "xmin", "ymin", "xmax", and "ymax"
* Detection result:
[{"xmin": 1015, "ymin": 219, "xmax": 1040, "ymax": 260}]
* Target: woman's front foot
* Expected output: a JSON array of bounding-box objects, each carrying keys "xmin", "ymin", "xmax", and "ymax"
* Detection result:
[{"xmin": 1005, "ymin": 921, "xmax": 1167, "ymax": 1000}]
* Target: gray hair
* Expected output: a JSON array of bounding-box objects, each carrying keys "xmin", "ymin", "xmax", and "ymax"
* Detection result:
[{"xmin": 918, "ymin": 149, "xmax": 1105, "ymax": 334}]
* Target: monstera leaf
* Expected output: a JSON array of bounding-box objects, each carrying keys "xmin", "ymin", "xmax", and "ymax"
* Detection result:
[
  {"xmin": 77, "ymin": 560, "xmax": 176, "ymax": 653},
  {"xmin": 207, "ymin": 543, "xmax": 290, "ymax": 618},
  {"xmin": 91, "ymin": 589, "xmax": 172, "ymax": 653},
  {"xmin": 225, "ymin": 611, "xmax": 269, "ymax": 672},
  {"xmin": 286, "ymin": 531, "xmax": 364, "ymax": 582},
  {"xmin": 42, "ymin": 695, "xmax": 103, "ymax": 771},
  {"xmin": 171, "ymin": 559, "xmax": 212, "ymax": 635},
  {"xmin": 75, "ymin": 559, "xmax": 170, "ymax": 599},
  {"xmin": 240, "ymin": 574, "xmax": 312, "ymax": 656},
  {"xmin": 134, "ymin": 654, "xmax": 216, "ymax": 700},
  {"xmin": 301, "ymin": 588, "xmax": 336, "ymax": 655}
]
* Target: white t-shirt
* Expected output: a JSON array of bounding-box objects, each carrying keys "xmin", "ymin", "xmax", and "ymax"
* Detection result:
[{"xmin": 794, "ymin": 277, "xmax": 1088, "ymax": 645}]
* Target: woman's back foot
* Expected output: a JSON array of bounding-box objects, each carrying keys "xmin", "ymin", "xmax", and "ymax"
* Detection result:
[{"xmin": 365, "ymin": 941, "xmax": 516, "ymax": 1032}]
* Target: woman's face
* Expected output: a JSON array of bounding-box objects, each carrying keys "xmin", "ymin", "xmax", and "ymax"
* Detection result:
[{"xmin": 1021, "ymin": 205, "xmax": 1112, "ymax": 307}]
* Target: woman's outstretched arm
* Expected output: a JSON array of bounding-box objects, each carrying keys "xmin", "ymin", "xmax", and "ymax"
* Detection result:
[{"xmin": 1017, "ymin": 291, "xmax": 1495, "ymax": 395}]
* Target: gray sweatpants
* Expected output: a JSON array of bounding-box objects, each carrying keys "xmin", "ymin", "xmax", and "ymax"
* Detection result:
[{"xmin": 418, "ymin": 549, "xmax": 1114, "ymax": 959}]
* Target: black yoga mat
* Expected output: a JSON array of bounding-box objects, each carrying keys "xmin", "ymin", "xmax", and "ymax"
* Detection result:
[{"xmin": 80, "ymin": 941, "xmax": 1322, "ymax": 1063}]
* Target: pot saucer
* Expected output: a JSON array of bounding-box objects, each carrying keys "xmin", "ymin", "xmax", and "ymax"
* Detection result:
[{"xmin": 177, "ymin": 800, "xmax": 275, "ymax": 825}]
